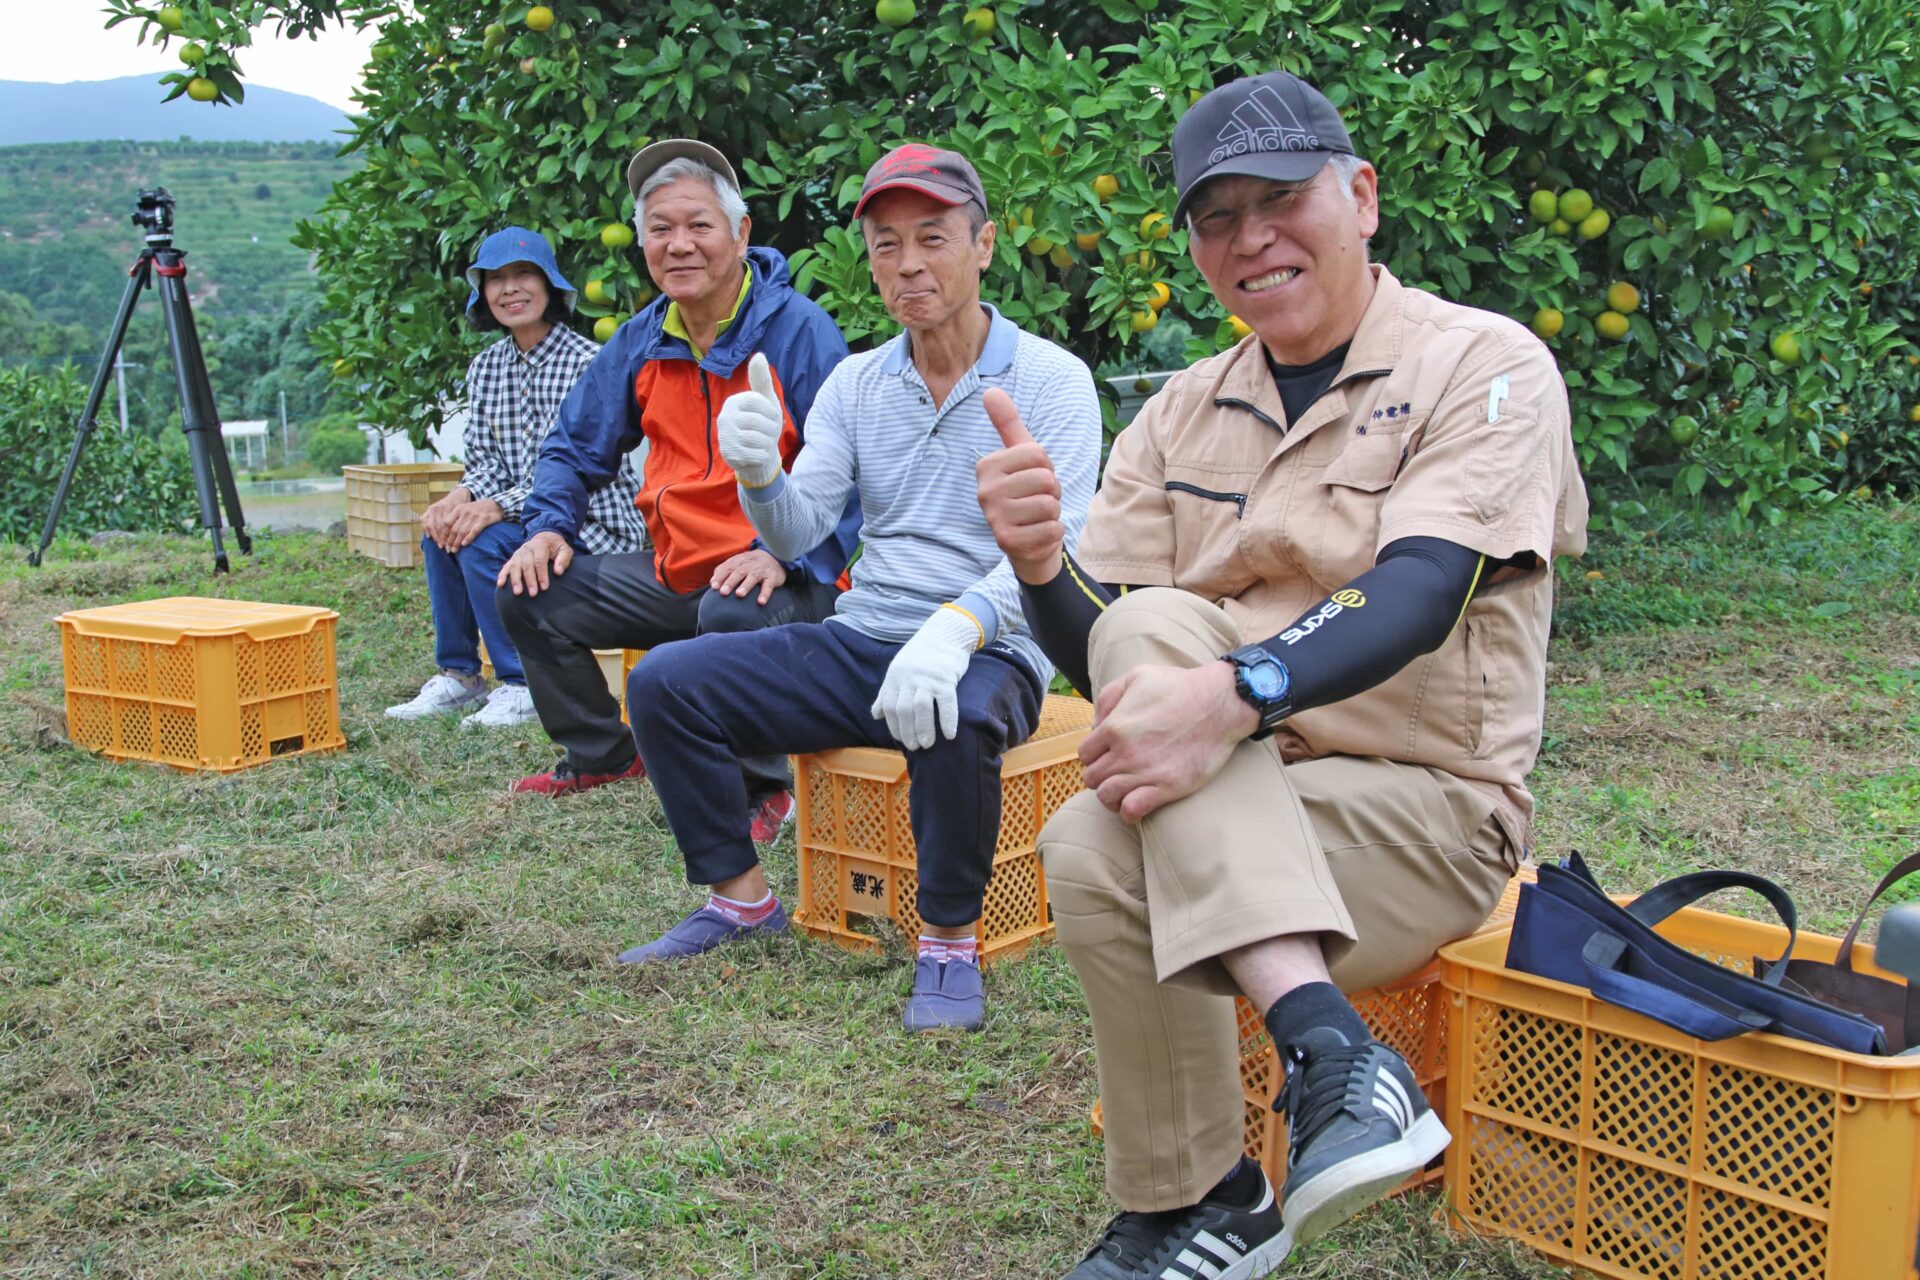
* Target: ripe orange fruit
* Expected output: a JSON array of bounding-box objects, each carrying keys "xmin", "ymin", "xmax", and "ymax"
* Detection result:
[
  {"xmin": 594, "ymin": 315, "xmax": 620, "ymax": 342},
  {"xmin": 1091, "ymin": 174, "xmax": 1119, "ymax": 202},
  {"xmin": 584, "ymin": 279, "xmax": 610, "ymax": 304},
  {"xmin": 1530, "ymin": 307, "xmax": 1565, "ymax": 339},
  {"xmin": 1074, "ymin": 230, "xmax": 1102, "ymax": 251},
  {"xmin": 1909, "ymin": 404, "xmax": 1920, "ymax": 423},
  {"xmin": 186, "ymin": 77, "xmax": 219, "ymax": 102},
  {"xmin": 1140, "ymin": 212, "xmax": 1172, "ymax": 240},
  {"xmin": 600, "ymin": 223, "xmax": 635, "ymax": 249},
  {"xmin": 1227, "ymin": 315, "xmax": 1253, "ymax": 340},
  {"xmin": 1129, "ymin": 308, "xmax": 1158, "ymax": 334},
  {"xmin": 1605, "ymin": 282, "xmax": 1640, "ymax": 313},
  {"xmin": 1048, "ymin": 244, "xmax": 1072, "ymax": 270},
  {"xmin": 520, "ymin": 56, "xmax": 538, "ymax": 74},
  {"xmin": 1146, "ymin": 281, "xmax": 1171, "ymax": 312},
  {"xmin": 1595, "ymin": 311, "xmax": 1630, "ymax": 342},
  {"xmin": 1577, "ymin": 208, "xmax": 1611, "ymax": 240},
  {"xmin": 1026, "ymin": 235, "xmax": 1056, "ymax": 256},
  {"xmin": 331, "ymin": 358, "xmax": 355, "ymax": 378},
  {"xmin": 525, "ymin": 5, "xmax": 555, "ymax": 32}
]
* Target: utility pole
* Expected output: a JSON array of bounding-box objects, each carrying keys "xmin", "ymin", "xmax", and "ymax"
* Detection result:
[
  {"xmin": 113, "ymin": 351, "xmax": 140, "ymax": 431},
  {"xmin": 278, "ymin": 388, "xmax": 289, "ymax": 463}
]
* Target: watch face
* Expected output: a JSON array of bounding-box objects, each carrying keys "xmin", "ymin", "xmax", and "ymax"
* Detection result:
[{"xmin": 1246, "ymin": 661, "xmax": 1287, "ymax": 699}]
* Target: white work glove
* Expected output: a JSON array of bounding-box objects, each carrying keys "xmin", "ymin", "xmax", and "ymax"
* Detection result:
[
  {"xmin": 716, "ymin": 352, "xmax": 784, "ymax": 489},
  {"xmin": 871, "ymin": 606, "xmax": 984, "ymax": 751}
]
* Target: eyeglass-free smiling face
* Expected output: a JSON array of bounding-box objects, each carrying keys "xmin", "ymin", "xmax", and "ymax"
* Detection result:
[{"xmin": 1184, "ymin": 164, "xmax": 1380, "ymax": 365}]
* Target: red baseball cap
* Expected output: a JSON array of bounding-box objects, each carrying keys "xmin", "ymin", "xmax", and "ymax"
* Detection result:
[{"xmin": 852, "ymin": 144, "xmax": 989, "ymax": 218}]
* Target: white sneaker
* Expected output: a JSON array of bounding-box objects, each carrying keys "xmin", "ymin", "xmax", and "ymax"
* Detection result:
[
  {"xmin": 462, "ymin": 682, "xmax": 539, "ymax": 728},
  {"xmin": 386, "ymin": 672, "xmax": 487, "ymax": 720}
]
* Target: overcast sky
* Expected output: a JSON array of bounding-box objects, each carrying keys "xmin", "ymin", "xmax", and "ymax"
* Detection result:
[{"xmin": 2, "ymin": 6, "xmax": 381, "ymax": 111}]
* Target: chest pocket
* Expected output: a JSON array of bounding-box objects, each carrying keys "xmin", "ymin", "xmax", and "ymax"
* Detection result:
[
  {"xmin": 1305, "ymin": 429, "xmax": 1413, "ymax": 588},
  {"xmin": 1163, "ymin": 467, "xmax": 1259, "ymax": 599}
]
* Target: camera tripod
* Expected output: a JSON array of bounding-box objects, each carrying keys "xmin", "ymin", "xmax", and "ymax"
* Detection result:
[{"xmin": 28, "ymin": 187, "xmax": 250, "ymax": 573}]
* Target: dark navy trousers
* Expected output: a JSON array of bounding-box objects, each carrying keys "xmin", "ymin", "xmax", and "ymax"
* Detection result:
[{"xmin": 627, "ymin": 620, "xmax": 1042, "ymax": 928}]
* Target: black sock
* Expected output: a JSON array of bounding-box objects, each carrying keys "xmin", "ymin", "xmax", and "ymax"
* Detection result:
[
  {"xmin": 1264, "ymin": 981, "xmax": 1372, "ymax": 1053},
  {"xmin": 1203, "ymin": 1155, "xmax": 1264, "ymax": 1209}
]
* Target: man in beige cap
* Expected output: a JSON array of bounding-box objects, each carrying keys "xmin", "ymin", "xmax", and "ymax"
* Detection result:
[
  {"xmin": 496, "ymin": 140, "xmax": 861, "ymax": 838},
  {"xmin": 977, "ymin": 70, "xmax": 1587, "ymax": 1278}
]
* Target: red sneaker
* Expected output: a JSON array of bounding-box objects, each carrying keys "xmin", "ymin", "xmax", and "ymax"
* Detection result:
[
  {"xmin": 510, "ymin": 754, "xmax": 647, "ymax": 796},
  {"xmin": 748, "ymin": 789, "xmax": 796, "ymax": 843}
]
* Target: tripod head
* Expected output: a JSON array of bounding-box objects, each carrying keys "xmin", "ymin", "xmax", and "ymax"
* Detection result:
[{"xmin": 132, "ymin": 187, "xmax": 177, "ymax": 247}]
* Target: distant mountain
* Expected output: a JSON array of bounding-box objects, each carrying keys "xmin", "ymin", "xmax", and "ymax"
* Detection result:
[{"xmin": 0, "ymin": 77, "xmax": 351, "ymax": 146}]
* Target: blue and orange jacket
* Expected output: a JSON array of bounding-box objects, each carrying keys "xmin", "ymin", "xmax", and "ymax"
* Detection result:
[{"xmin": 523, "ymin": 246, "xmax": 861, "ymax": 594}]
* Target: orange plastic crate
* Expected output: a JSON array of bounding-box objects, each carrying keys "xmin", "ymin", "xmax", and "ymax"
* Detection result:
[
  {"xmin": 343, "ymin": 462, "xmax": 465, "ymax": 568},
  {"xmin": 791, "ymin": 693, "xmax": 1093, "ymax": 965},
  {"xmin": 1440, "ymin": 902, "xmax": 1920, "ymax": 1280},
  {"xmin": 1092, "ymin": 866, "xmax": 1536, "ymax": 1194},
  {"xmin": 59, "ymin": 596, "xmax": 344, "ymax": 772}
]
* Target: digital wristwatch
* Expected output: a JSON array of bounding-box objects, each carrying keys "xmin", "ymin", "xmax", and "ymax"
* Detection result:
[{"xmin": 1223, "ymin": 644, "xmax": 1293, "ymax": 740}]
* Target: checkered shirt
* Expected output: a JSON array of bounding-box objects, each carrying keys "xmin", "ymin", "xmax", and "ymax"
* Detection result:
[{"xmin": 461, "ymin": 325, "xmax": 644, "ymax": 555}]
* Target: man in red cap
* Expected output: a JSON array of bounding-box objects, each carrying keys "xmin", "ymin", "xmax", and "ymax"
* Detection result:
[{"xmin": 619, "ymin": 145, "xmax": 1104, "ymax": 1033}]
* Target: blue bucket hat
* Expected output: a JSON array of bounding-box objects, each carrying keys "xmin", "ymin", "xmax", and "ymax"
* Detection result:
[{"xmin": 464, "ymin": 226, "xmax": 577, "ymax": 323}]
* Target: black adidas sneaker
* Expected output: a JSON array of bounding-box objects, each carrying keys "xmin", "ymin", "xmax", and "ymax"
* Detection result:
[
  {"xmin": 1063, "ymin": 1163, "xmax": 1290, "ymax": 1279},
  {"xmin": 1276, "ymin": 1025, "xmax": 1451, "ymax": 1246}
]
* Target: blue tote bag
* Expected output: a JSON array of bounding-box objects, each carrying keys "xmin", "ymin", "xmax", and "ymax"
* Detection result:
[{"xmin": 1506, "ymin": 853, "xmax": 1887, "ymax": 1055}]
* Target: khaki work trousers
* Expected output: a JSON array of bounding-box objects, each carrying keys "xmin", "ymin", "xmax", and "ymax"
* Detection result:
[{"xmin": 1041, "ymin": 589, "xmax": 1515, "ymax": 1211}]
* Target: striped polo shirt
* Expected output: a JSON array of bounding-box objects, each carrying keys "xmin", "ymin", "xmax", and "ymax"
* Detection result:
[{"xmin": 743, "ymin": 304, "xmax": 1102, "ymax": 683}]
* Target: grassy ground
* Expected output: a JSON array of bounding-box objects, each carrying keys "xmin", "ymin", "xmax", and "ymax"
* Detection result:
[{"xmin": 2, "ymin": 500, "xmax": 1916, "ymax": 1279}]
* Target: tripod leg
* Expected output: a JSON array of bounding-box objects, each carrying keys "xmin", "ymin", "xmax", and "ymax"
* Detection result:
[
  {"xmin": 154, "ymin": 250, "xmax": 245, "ymax": 570},
  {"xmin": 28, "ymin": 252, "xmax": 153, "ymax": 567}
]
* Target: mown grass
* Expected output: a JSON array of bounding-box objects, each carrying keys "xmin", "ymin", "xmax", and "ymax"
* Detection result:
[{"xmin": 2, "ymin": 499, "xmax": 1917, "ymax": 1278}]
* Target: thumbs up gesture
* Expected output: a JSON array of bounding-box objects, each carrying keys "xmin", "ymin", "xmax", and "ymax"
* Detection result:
[
  {"xmin": 976, "ymin": 388, "xmax": 1065, "ymax": 585},
  {"xmin": 717, "ymin": 352, "xmax": 783, "ymax": 489}
]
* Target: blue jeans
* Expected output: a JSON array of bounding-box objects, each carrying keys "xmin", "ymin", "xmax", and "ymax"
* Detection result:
[
  {"xmin": 421, "ymin": 520, "xmax": 528, "ymax": 684},
  {"xmin": 628, "ymin": 621, "xmax": 1042, "ymax": 926}
]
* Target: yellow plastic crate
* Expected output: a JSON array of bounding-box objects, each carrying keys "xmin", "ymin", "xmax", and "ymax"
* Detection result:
[
  {"xmin": 1440, "ymin": 902, "xmax": 1920, "ymax": 1280},
  {"xmin": 343, "ymin": 462, "xmax": 465, "ymax": 569},
  {"xmin": 59, "ymin": 596, "xmax": 344, "ymax": 772},
  {"xmin": 1091, "ymin": 866, "xmax": 1536, "ymax": 1195},
  {"xmin": 477, "ymin": 642, "xmax": 633, "ymax": 712},
  {"xmin": 792, "ymin": 694, "xmax": 1093, "ymax": 966}
]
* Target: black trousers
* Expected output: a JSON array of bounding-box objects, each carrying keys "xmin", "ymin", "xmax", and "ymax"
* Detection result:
[
  {"xmin": 496, "ymin": 550, "xmax": 838, "ymax": 787},
  {"xmin": 627, "ymin": 621, "xmax": 1041, "ymax": 927}
]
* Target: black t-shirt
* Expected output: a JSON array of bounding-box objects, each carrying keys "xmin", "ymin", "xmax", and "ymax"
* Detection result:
[{"xmin": 1265, "ymin": 341, "xmax": 1350, "ymax": 430}]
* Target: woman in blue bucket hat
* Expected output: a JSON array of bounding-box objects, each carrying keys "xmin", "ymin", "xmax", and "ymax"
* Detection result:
[{"xmin": 386, "ymin": 227, "xmax": 645, "ymax": 727}]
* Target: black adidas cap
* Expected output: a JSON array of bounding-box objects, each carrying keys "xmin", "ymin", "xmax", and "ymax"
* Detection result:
[{"xmin": 1172, "ymin": 72, "xmax": 1356, "ymax": 226}]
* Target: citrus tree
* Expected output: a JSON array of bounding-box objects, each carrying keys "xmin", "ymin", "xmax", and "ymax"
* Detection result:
[{"xmin": 109, "ymin": 0, "xmax": 1920, "ymax": 524}]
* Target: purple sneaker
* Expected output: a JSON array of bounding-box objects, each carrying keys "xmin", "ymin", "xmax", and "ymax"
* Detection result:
[
  {"xmin": 902, "ymin": 955, "xmax": 985, "ymax": 1032},
  {"xmin": 616, "ymin": 901, "xmax": 788, "ymax": 965}
]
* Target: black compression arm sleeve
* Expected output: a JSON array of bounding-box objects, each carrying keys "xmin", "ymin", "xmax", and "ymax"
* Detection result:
[
  {"xmin": 1017, "ymin": 550, "xmax": 1115, "ymax": 699},
  {"xmin": 1254, "ymin": 536, "xmax": 1485, "ymax": 714}
]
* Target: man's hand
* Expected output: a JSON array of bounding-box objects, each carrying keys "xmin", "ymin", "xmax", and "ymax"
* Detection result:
[
  {"xmin": 420, "ymin": 486, "xmax": 473, "ymax": 551},
  {"xmin": 976, "ymin": 388, "xmax": 1064, "ymax": 585},
  {"xmin": 444, "ymin": 497, "xmax": 504, "ymax": 549},
  {"xmin": 716, "ymin": 352, "xmax": 784, "ymax": 489},
  {"xmin": 1080, "ymin": 661, "xmax": 1260, "ymax": 822},
  {"xmin": 871, "ymin": 607, "xmax": 981, "ymax": 751},
  {"xmin": 496, "ymin": 529, "xmax": 573, "ymax": 597},
  {"xmin": 710, "ymin": 548, "xmax": 789, "ymax": 605}
]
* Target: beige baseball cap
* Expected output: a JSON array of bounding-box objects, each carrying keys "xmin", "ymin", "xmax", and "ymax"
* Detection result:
[{"xmin": 625, "ymin": 138, "xmax": 741, "ymax": 200}]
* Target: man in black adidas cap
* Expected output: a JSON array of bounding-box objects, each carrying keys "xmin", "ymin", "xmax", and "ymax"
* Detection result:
[{"xmin": 974, "ymin": 70, "xmax": 1585, "ymax": 1277}]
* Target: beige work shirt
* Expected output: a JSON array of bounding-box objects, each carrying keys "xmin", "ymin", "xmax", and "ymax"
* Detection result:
[{"xmin": 1075, "ymin": 264, "xmax": 1588, "ymax": 854}]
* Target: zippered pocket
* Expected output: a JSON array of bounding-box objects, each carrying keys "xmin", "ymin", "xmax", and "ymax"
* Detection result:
[{"xmin": 1164, "ymin": 480, "xmax": 1247, "ymax": 517}]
